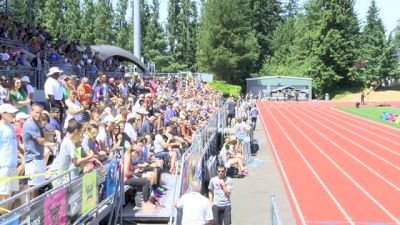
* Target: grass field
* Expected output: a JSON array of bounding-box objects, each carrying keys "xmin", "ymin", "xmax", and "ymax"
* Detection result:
[{"xmin": 336, "ymin": 106, "xmax": 400, "ymax": 128}]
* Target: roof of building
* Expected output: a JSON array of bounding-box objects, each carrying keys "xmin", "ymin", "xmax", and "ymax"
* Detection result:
[{"xmin": 246, "ymin": 75, "xmax": 312, "ymax": 81}]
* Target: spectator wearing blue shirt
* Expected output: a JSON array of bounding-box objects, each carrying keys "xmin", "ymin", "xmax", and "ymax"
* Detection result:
[
  {"xmin": 22, "ymin": 104, "xmax": 46, "ymax": 197},
  {"xmin": 0, "ymin": 104, "xmax": 19, "ymax": 206},
  {"xmin": 163, "ymin": 103, "xmax": 175, "ymax": 126},
  {"xmin": 45, "ymin": 107, "xmax": 62, "ymax": 132}
]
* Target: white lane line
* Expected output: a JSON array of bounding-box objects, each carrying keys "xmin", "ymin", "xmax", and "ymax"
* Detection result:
[
  {"xmin": 282, "ymin": 107, "xmax": 400, "ymax": 192},
  {"xmin": 303, "ymin": 107, "xmax": 400, "ymax": 156},
  {"xmin": 257, "ymin": 101, "xmax": 307, "ymax": 225},
  {"xmin": 261, "ymin": 101, "xmax": 355, "ymax": 225},
  {"xmin": 269, "ymin": 103, "xmax": 400, "ymax": 224},
  {"xmin": 330, "ymin": 107, "xmax": 400, "ymax": 138},
  {"xmin": 296, "ymin": 106, "xmax": 400, "ymax": 171},
  {"xmin": 315, "ymin": 107, "xmax": 400, "ymax": 146}
]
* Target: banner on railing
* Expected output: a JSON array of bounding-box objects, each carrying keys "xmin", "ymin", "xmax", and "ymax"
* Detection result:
[
  {"xmin": 81, "ymin": 171, "xmax": 98, "ymax": 216},
  {"xmin": 0, "ymin": 157, "xmax": 122, "ymax": 225},
  {"xmin": 44, "ymin": 188, "xmax": 67, "ymax": 225},
  {"xmin": 67, "ymin": 179, "xmax": 82, "ymax": 222}
]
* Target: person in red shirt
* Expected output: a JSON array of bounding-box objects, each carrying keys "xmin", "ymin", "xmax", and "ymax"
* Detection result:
[{"xmin": 77, "ymin": 77, "xmax": 92, "ymax": 105}]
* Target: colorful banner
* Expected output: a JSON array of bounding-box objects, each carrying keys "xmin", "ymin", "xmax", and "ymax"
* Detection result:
[
  {"xmin": 106, "ymin": 159, "xmax": 118, "ymax": 197},
  {"xmin": 0, "ymin": 214, "xmax": 19, "ymax": 225},
  {"xmin": 17, "ymin": 208, "xmax": 30, "ymax": 225},
  {"xmin": 82, "ymin": 171, "xmax": 97, "ymax": 215},
  {"xmin": 67, "ymin": 179, "xmax": 82, "ymax": 222},
  {"xmin": 30, "ymin": 197, "xmax": 44, "ymax": 225},
  {"xmin": 44, "ymin": 188, "xmax": 67, "ymax": 225}
]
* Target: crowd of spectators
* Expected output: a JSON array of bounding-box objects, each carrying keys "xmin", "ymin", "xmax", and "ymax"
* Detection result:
[
  {"xmin": 0, "ymin": 12, "xmax": 123, "ymax": 80},
  {"xmin": 0, "ymin": 66, "xmax": 222, "ymax": 213}
]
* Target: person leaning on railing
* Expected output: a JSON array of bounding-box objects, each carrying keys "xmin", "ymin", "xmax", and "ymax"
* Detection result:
[{"xmin": 48, "ymin": 119, "xmax": 101, "ymax": 187}]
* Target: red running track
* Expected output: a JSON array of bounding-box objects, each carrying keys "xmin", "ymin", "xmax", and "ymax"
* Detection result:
[{"xmin": 257, "ymin": 101, "xmax": 400, "ymax": 225}]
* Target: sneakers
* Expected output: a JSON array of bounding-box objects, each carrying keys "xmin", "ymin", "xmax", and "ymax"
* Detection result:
[{"xmin": 142, "ymin": 201, "xmax": 157, "ymax": 212}]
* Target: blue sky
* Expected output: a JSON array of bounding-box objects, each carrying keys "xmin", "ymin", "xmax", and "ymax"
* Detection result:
[{"xmin": 157, "ymin": 0, "xmax": 399, "ymax": 35}]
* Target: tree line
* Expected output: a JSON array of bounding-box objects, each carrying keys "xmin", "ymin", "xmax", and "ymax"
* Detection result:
[{"xmin": 7, "ymin": 0, "xmax": 400, "ymax": 97}]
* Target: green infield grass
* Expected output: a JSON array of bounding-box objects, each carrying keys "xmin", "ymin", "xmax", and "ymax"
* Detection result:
[{"xmin": 336, "ymin": 106, "xmax": 400, "ymax": 128}]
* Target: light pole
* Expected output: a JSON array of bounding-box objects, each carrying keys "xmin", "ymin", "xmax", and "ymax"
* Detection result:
[{"xmin": 133, "ymin": 0, "xmax": 141, "ymax": 61}]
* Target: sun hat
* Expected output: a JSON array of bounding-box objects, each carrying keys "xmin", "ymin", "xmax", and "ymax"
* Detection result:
[
  {"xmin": 21, "ymin": 76, "xmax": 30, "ymax": 83},
  {"xmin": 46, "ymin": 67, "xmax": 63, "ymax": 76},
  {"xmin": 0, "ymin": 104, "xmax": 18, "ymax": 113},
  {"xmin": 126, "ymin": 113, "xmax": 137, "ymax": 121},
  {"xmin": 101, "ymin": 115, "xmax": 115, "ymax": 124}
]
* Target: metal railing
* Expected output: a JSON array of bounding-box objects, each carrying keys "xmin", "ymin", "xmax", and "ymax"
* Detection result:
[
  {"xmin": 171, "ymin": 96, "xmax": 227, "ymax": 225},
  {"xmin": 0, "ymin": 147, "xmax": 125, "ymax": 225},
  {"xmin": 271, "ymin": 195, "xmax": 282, "ymax": 225}
]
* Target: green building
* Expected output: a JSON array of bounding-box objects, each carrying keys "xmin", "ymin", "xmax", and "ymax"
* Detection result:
[{"xmin": 246, "ymin": 76, "xmax": 312, "ymax": 100}]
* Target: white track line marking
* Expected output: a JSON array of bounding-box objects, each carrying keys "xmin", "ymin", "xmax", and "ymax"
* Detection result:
[
  {"xmin": 269, "ymin": 103, "xmax": 400, "ymax": 224},
  {"xmin": 316, "ymin": 107, "xmax": 400, "ymax": 146},
  {"xmin": 261, "ymin": 101, "xmax": 355, "ymax": 225},
  {"xmin": 295, "ymin": 107, "xmax": 400, "ymax": 171},
  {"xmin": 281, "ymin": 107, "xmax": 400, "ymax": 192},
  {"xmin": 257, "ymin": 102, "xmax": 307, "ymax": 225},
  {"xmin": 331, "ymin": 107, "xmax": 400, "ymax": 138},
  {"xmin": 302, "ymin": 107, "xmax": 400, "ymax": 156}
]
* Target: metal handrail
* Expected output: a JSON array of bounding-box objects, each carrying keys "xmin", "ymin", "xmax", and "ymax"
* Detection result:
[
  {"xmin": 0, "ymin": 147, "xmax": 124, "ymax": 223},
  {"xmin": 271, "ymin": 195, "xmax": 282, "ymax": 225}
]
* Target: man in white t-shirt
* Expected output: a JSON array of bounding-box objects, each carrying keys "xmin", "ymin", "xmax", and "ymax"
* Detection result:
[
  {"xmin": 44, "ymin": 67, "xmax": 65, "ymax": 119},
  {"xmin": 124, "ymin": 113, "xmax": 138, "ymax": 142},
  {"xmin": 177, "ymin": 180, "xmax": 213, "ymax": 225}
]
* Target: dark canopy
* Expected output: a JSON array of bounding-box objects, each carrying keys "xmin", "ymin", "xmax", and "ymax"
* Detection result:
[
  {"xmin": 270, "ymin": 86, "xmax": 307, "ymax": 93},
  {"xmin": 90, "ymin": 45, "xmax": 149, "ymax": 73}
]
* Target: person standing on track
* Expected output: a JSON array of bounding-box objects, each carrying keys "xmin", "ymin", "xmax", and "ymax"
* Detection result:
[{"xmin": 360, "ymin": 92, "xmax": 365, "ymax": 105}]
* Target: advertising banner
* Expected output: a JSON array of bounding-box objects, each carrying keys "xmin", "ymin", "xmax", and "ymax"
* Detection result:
[
  {"xmin": 44, "ymin": 188, "xmax": 67, "ymax": 225},
  {"xmin": 30, "ymin": 197, "xmax": 44, "ymax": 225},
  {"xmin": 67, "ymin": 179, "xmax": 82, "ymax": 222},
  {"xmin": 82, "ymin": 171, "xmax": 97, "ymax": 215},
  {"xmin": 106, "ymin": 159, "xmax": 118, "ymax": 197},
  {"xmin": 0, "ymin": 214, "xmax": 19, "ymax": 225}
]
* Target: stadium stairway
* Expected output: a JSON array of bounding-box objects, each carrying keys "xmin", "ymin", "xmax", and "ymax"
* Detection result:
[{"xmin": 121, "ymin": 173, "xmax": 180, "ymax": 224}]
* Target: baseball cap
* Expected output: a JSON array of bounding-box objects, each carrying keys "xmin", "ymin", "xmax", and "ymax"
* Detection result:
[
  {"xmin": 21, "ymin": 76, "xmax": 30, "ymax": 83},
  {"xmin": 0, "ymin": 104, "xmax": 18, "ymax": 113},
  {"xmin": 15, "ymin": 112, "xmax": 30, "ymax": 120}
]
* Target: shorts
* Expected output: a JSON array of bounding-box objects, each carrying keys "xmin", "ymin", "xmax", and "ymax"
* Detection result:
[
  {"xmin": 25, "ymin": 159, "xmax": 46, "ymax": 186},
  {"xmin": 0, "ymin": 166, "xmax": 19, "ymax": 195},
  {"xmin": 154, "ymin": 151, "xmax": 170, "ymax": 161}
]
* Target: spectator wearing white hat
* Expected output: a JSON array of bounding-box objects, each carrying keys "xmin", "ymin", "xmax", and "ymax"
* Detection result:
[
  {"xmin": 124, "ymin": 113, "xmax": 139, "ymax": 143},
  {"xmin": 0, "ymin": 104, "xmax": 19, "ymax": 208},
  {"xmin": 44, "ymin": 67, "xmax": 65, "ymax": 120},
  {"xmin": 96, "ymin": 115, "xmax": 115, "ymax": 155},
  {"xmin": 21, "ymin": 75, "xmax": 34, "ymax": 100}
]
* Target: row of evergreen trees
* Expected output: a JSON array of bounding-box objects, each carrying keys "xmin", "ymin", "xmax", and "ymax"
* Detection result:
[
  {"xmin": 198, "ymin": 0, "xmax": 400, "ymax": 96},
  {"xmin": 7, "ymin": 0, "xmax": 400, "ymax": 96}
]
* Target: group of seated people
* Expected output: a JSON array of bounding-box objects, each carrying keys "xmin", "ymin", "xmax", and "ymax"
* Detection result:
[
  {"xmin": 0, "ymin": 67, "xmax": 221, "ymax": 213},
  {"xmin": 0, "ymin": 12, "xmax": 120, "ymax": 79}
]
